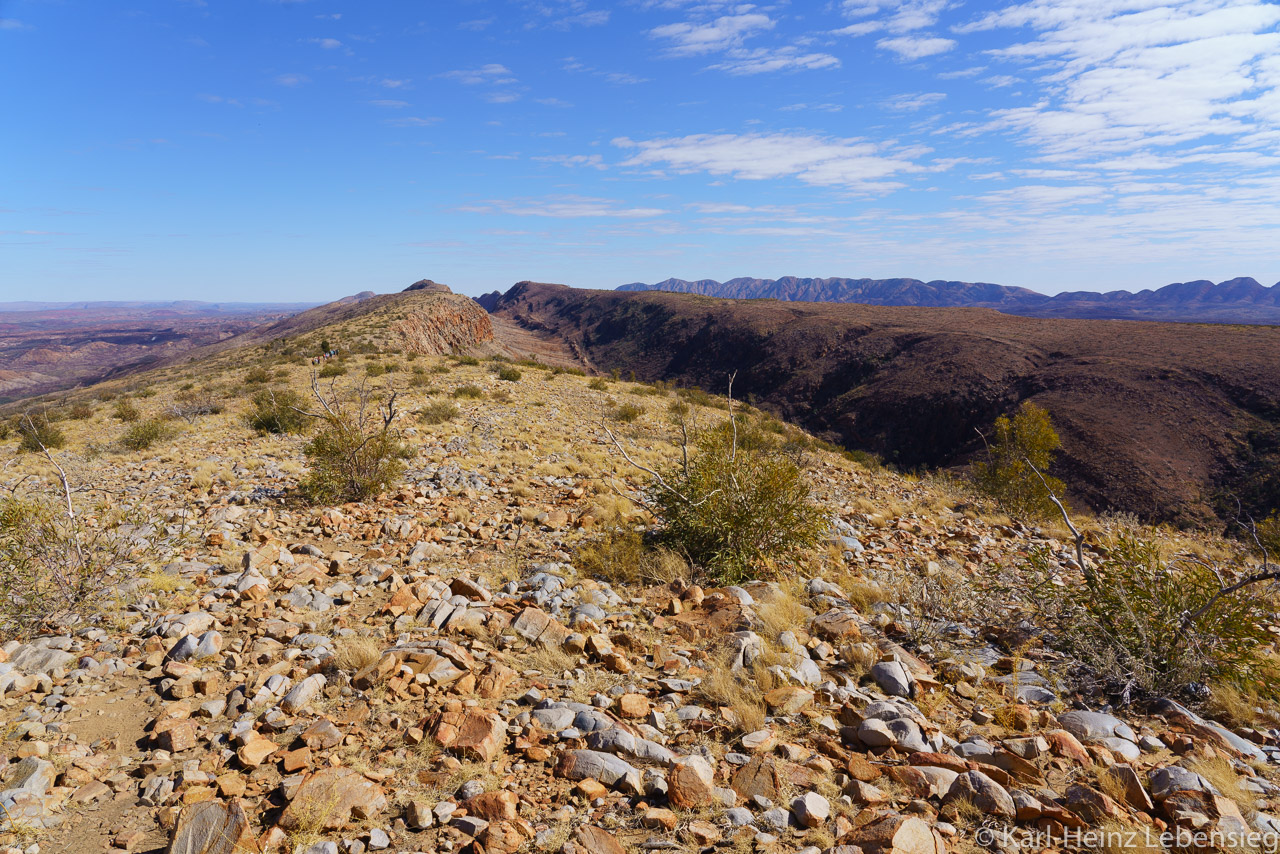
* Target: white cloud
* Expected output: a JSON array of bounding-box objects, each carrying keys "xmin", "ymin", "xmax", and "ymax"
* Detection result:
[
  {"xmin": 649, "ymin": 13, "xmax": 774, "ymax": 56},
  {"xmin": 884, "ymin": 91, "xmax": 946, "ymax": 110},
  {"xmin": 964, "ymin": 0, "xmax": 1280, "ymax": 160},
  {"xmin": 275, "ymin": 73, "xmax": 310, "ymax": 87},
  {"xmin": 459, "ymin": 17, "xmax": 494, "ymax": 30},
  {"xmin": 780, "ymin": 102, "xmax": 846, "ymax": 112},
  {"xmin": 709, "ymin": 47, "xmax": 840, "ymax": 74},
  {"xmin": 379, "ymin": 78, "xmax": 409, "ymax": 88},
  {"xmin": 877, "ymin": 35, "xmax": 956, "ymax": 58},
  {"xmin": 440, "ymin": 64, "xmax": 516, "ymax": 85},
  {"xmin": 0, "ymin": 18, "xmax": 28, "ymax": 30},
  {"xmin": 614, "ymin": 132, "xmax": 931, "ymax": 191},
  {"xmin": 460, "ymin": 196, "xmax": 667, "ymax": 218},
  {"xmin": 532, "ymin": 154, "xmax": 607, "ymax": 169},
  {"xmin": 310, "ymin": 37, "xmax": 342, "ymax": 49}
]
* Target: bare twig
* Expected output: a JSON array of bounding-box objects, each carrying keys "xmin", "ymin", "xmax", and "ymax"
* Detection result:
[{"xmin": 1019, "ymin": 452, "xmax": 1089, "ymax": 582}]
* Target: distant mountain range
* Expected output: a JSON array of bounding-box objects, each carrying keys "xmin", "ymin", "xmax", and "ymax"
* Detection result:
[{"xmin": 617, "ymin": 276, "xmax": 1280, "ymax": 324}]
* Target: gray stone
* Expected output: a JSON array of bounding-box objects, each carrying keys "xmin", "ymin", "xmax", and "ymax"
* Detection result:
[
  {"xmin": 871, "ymin": 660, "xmax": 917, "ymax": 698},
  {"xmin": 1057, "ymin": 710, "xmax": 1136, "ymax": 743},
  {"xmin": 944, "ymin": 770, "xmax": 1015, "ymax": 817},
  {"xmin": 791, "ymin": 792, "xmax": 830, "ymax": 827},
  {"xmin": 1149, "ymin": 766, "xmax": 1217, "ymax": 801},
  {"xmin": 280, "ymin": 674, "xmax": 326, "ymax": 714}
]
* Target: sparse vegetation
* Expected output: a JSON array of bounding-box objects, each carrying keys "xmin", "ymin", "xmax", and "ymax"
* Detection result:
[
  {"xmin": 17, "ymin": 414, "xmax": 66, "ymax": 453},
  {"xmin": 573, "ymin": 524, "xmax": 687, "ymax": 585},
  {"xmin": 299, "ymin": 380, "xmax": 411, "ymax": 504},
  {"xmin": 120, "ymin": 418, "xmax": 175, "ymax": 452},
  {"xmin": 972, "ymin": 401, "xmax": 1064, "ymax": 521},
  {"xmin": 318, "ymin": 362, "xmax": 347, "ymax": 378},
  {"xmin": 612, "ymin": 403, "xmax": 643, "ymax": 423},
  {"xmin": 496, "ymin": 365, "xmax": 522, "ymax": 382},
  {"xmin": 113, "ymin": 399, "xmax": 141, "ymax": 422},
  {"xmin": 247, "ymin": 388, "xmax": 309, "ymax": 435},
  {"xmin": 1014, "ymin": 530, "xmax": 1280, "ymax": 696},
  {"xmin": 417, "ymin": 400, "xmax": 459, "ymax": 425},
  {"xmin": 452, "ymin": 384, "xmax": 484, "ymax": 399}
]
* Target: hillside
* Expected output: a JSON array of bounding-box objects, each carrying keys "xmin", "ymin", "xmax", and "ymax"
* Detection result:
[
  {"xmin": 491, "ymin": 281, "xmax": 1280, "ymax": 526},
  {"xmin": 6, "ymin": 290, "xmax": 1280, "ymax": 854},
  {"xmin": 619, "ymin": 276, "xmax": 1280, "ymax": 325},
  {"xmin": 0, "ymin": 301, "xmax": 312, "ymax": 404}
]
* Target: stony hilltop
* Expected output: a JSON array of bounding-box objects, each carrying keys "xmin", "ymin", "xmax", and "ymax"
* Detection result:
[{"xmin": 1, "ymin": 283, "xmax": 1280, "ymax": 854}]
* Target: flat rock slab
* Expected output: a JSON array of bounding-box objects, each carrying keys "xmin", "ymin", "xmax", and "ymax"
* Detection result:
[{"xmin": 168, "ymin": 799, "xmax": 258, "ymax": 854}]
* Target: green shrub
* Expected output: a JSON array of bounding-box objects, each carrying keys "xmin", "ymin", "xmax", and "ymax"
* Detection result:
[
  {"xmin": 497, "ymin": 366, "xmax": 522, "ymax": 382},
  {"xmin": 453, "ymin": 355, "xmax": 480, "ymax": 366},
  {"xmin": 17, "ymin": 417, "xmax": 66, "ymax": 453},
  {"xmin": 113, "ymin": 399, "xmax": 141, "ymax": 422},
  {"xmin": 66, "ymin": 402, "xmax": 94, "ymax": 421},
  {"xmin": 649, "ymin": 419, "xmax": 827, "ymax": 583},
  {"xmin": 972, "ymin": 401, "xmax": 1064, "ymax": 521},
  {"xmin": 1013, "ymin": 533, "xmax": 1280, "ymax": 695},
  {"xmin": 612, "ymin": 403, "xmax": 643, "ymax": 423},
  {"xmin": 246, "ymin": 388, "xmax": 308, "ymax": 435},
  {"xmin": 588, "ymin": 378, "xmax": 609, "ymax": 391},
  {"xmin": 300, "ymin": 389, "xmax": 410, "ymax": 504},
  {"xmin": 418, "ymin": 401, "xmax": 459, "ymax": 425},
  {"xmin": 452, "ymin": 384, "xmax": 484, "ymax": 399},
  {"xmin": 0, "ymin": 494, "xmax": 140, "ymax": 640},
  {"xmin": 120, "ymin": 419, "xmax": 174, "ymax": 452},
  {"xmin": 318, "ymin": 362, "xmax": 347, "ymax": 378},
  {"xmin": 244, "ymin": 365, "xmax": 272, "ymax": 384}
]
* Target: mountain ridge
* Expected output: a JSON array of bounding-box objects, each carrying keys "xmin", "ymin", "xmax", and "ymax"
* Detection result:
[{"xmin": 618, "ymin": 275, "xmax": 1280, "ymax": 324}]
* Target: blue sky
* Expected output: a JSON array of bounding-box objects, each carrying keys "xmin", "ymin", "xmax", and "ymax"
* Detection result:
[{"xmin": 2, "ymin": 0, "xmax": 1279, "ymax": 302}]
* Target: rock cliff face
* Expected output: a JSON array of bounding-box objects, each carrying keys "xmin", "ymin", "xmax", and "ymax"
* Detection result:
[{"xmin": 395, "ymin": 293, "xmax": 494, "ymax": 355}]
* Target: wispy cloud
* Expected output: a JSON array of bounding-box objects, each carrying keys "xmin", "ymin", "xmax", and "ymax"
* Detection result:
[
  {"xmin": 440, "ymin": 64, "xmax": 516, "ymax": 85},
  {"xmin": 309, "ymin": 37, "xmax": 342, "ymax": 49},
  {"xmin": 0, "ymin": 18, "xmax": 28, "ymax": 30},
  {"xmin": 883, "ymin": 91, "xmax": 946, "ymax": 111},
  {"xmin": 649, "ymin": 13, "xmax": 774, "ymax": 56},
  {"xmin": 709, "ymin": 47, "xmax": 840, "ymax": 75},
  {"xmin": 369, "ymin": 99, "xmax": 409, "ymax": 108},
  {"xmin": 274, "ymin": 73, "xmax": 310, "ymax": 87},
  {"xmin": 385, "ymin": 116, "xmax": 440, "ymax": 127},
  {"xmin": 532, "ymin": 153, "xmax": 607, "ymax": 168},
  {"xmin": 614, "ymin": 132, "xmax": 932, "ymax": 191},
  {"xmin": 876, "ymin": 35, "xmax": 956, "ymax": 58}
]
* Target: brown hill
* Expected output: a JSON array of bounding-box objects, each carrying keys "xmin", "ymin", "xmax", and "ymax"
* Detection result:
[{"xmin": 491, "ymin": 281, "xmax": 1280, "ymax": 526}]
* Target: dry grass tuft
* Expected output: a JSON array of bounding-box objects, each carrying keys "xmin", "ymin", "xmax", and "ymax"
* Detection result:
[{"xmin": 333, "ymin": 635, "xmax": 383, "ymax": 672}]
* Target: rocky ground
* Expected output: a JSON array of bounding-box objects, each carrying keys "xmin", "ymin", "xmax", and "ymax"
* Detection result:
[{"xmin": 2, "ymin": 346, "xmax": 1279, "ymax": 854}]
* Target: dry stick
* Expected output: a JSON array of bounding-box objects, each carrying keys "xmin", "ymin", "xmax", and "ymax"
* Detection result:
[{"xmin": 1020, "ymin": 454, "xmax": 1089, "ymax": 583}]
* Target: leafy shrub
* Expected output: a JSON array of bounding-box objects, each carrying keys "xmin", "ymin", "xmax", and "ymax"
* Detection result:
[
  {"xmin": 612, "ymin": 403, "xmax": 643, "ymax": 423},
  {"xmin": 452, "ymin": 385, "xmax": 484, "ymax": 399},
  {"xmin": 165, "ymin": 388, "xmax": 223, "ymax": 424},
  {"xmin": 497, "ymin": 366, "xmax": 522, "ymax": 382},
  {"xmin": 300, "ymin": 387, "xmax": 410, "ymax": 504},
  {"xmin": 113, "ymin": 399, "xmax": 141, "ymax": 422},
  {"xmin": 972, "ymin": 401, "xmax": 1064, "ymax": 520},
  {"xmin": 1013, "ymin": 532, "xmax": 1280, "ymax": 695},
  {"xmin": 246, "ymin": 388, "xmax": 308, "ymax": 435},
  {"xmin": 453, "ymin": 355, "xmax": 480, "ymax": 366},
  {"xmin": 0, "ymin": 494, "xmax": 140, "ymax": 640},
  {"xmin": 66, "ymin": 402, "xmax": 94, "ymax": 421},
  {"xmin": 244, "ymin": 365, "xmax": 272, "ymax": 384},
  {"xmin": 588, "ymin": 378, "xmax": 609, "ymax": 391},
  {"xmin": 650, "ymin": 419, "xmax": 827, "ymax": 583},
  {"xmin": 365, "ymin": 362, "xmax": 390, "ymax": 377},
  {"xmin": 17, "ymin": 416, "xmax": 66, "ymax": 453},
  {"xmin": 418, "ymin": 401, "xmax": 459, "ymax": 425},
  {"xmin": 120, "ymin": 419, "xmax": 174, "ymax": 452}
]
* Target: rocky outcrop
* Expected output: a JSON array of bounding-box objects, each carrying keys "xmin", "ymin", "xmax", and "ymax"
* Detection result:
[{"xmin": 394, "ymin": 293, "xmax": 494, "ymax": 355}]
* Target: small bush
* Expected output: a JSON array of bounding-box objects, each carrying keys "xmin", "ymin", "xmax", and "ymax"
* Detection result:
[
  {"xmin": 650, "ymin": 419, "xmax": 827, "ymax": 583},
  {"xmin": 574, "ymin": 524, "xmax": 687, "ymax": 585},
  {"xmin": 418, "ymin": 401, "xmax": 460, "ymax": 425},
  {"xmin": 244, "ymin": 365, "xmax": 272, "ymax": 384},
  {"xmin": 113, "ymin": 399, "xmax": 141, "ymax": 422},
  {"xmin": 453, "ymin": 355, "xmax": 480, "ymax": 366},
  {"xmin": 301, "ymin": 392, "xmax": 411, "ymax": 504},
  {"xmin": 588, "ymin": 378, "xmax": 609, "ymax": 391},
  {"xmin": 246, "ymin": 388, "xmax": 308, "ymax": 435},
  {"xmin": 1012, "ymin": 532, "xmax": 1280, "ymax": 696},
  {"xmin": 972, "ymin": 401, "xmax": 1064, "ymax": 521},
  {"xmin": 318, "ymin": 362, "xmax": 347, "ymax": 378},
  {"xmin": 0, "ymin": 494, "xmax": 140, "ymax": 640},
  {"xmin": 165, "ymin": 388, "xmax": 223, "ymax": 424},
  {"xmin": 120, "ymin": 419, "xmax": 174, "ymax": 452},
  {"xmin": 452, "ymin": 385, "xmax": 484, "ymax": 399},
  {"xmin": 66, "ymin": 402, "xmax": 94, "ymax": 421},
  {"xmin": 497, "ymin": 366, "xmax": 522, "ymax": 382},
  {"xmin": 612, "ymin": 403, "xmax": 643, "ymax": 423},
  {"xmin": 365, "ymin": 362, "xmax": 389, "ymax": 377},
  {"xmin": 17, "ymin": 417, "xmax": 66, "ymax": 453}
]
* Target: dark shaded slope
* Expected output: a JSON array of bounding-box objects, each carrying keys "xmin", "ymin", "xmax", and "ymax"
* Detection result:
[{"xmin": 493, "ymin": 282, "xmax": 1280, "ymax": 526}]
